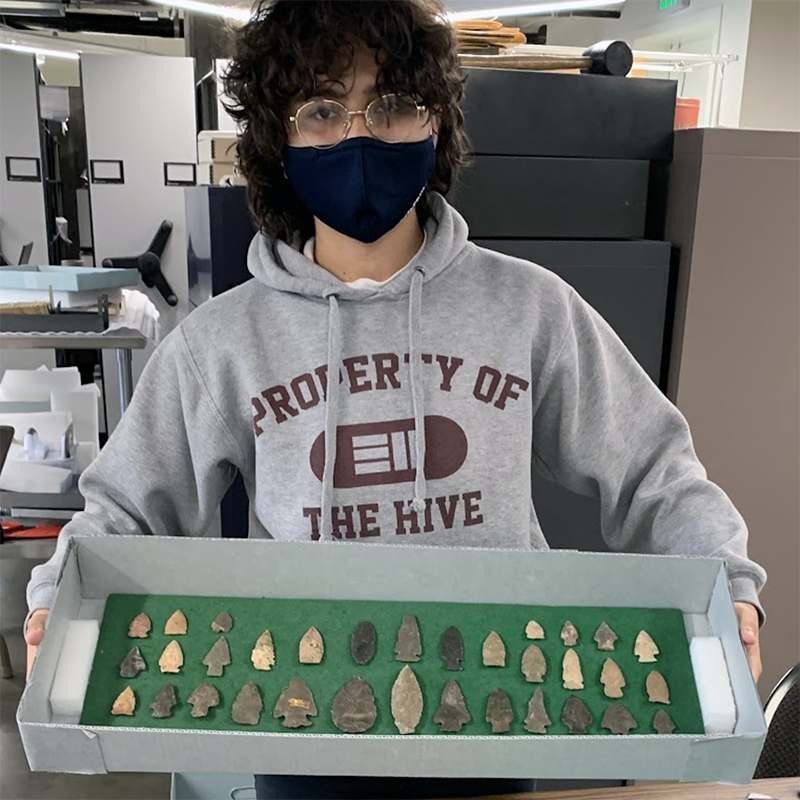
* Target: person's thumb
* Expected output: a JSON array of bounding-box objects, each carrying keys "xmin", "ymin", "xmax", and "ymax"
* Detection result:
[{"xmin": 25, "ymin": 610, "xmax": 48, "ymax": 647}]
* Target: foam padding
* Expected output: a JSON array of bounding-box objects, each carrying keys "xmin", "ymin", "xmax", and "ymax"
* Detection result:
[
  {"xmin": 690, "ymin": 636, "xmax": 737, "ymax": 734},
  {"xmin": 50, "ymin": 620, "xmax": 100, "ymax": 717}
]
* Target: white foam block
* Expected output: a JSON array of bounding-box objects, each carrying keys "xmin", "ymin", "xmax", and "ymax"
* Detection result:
[
  {"xmin": 690, "ymin": 636, "xmax": 737, "ymax": 734},
  {"xmin": 49, "ymin": 620, "xmax": 100, "ymax": 718}
]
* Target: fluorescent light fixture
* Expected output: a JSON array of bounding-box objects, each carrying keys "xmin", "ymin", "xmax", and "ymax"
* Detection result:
[
  {"xmin": 148, "ymin": 1, "xmax": 251, "ymax": 23},
  {"xmin": 0, "ymin": 42, "xmax": 79, "ymax": 59},
  {"xmin": 446, "ymin": 0, "xmax": 621, "ymax": 22},
  {"xmin": 0, "ymin": 1, "xmax": 64, "ymax": 15}
]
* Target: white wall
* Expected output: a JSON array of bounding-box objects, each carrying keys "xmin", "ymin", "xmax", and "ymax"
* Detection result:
[
  {"xmin": 543, "ymin": 0, "xmax": 754, "ymax": 127},
  {"xmin": 739, "ymin": 0, "xmax": 800, "ymax": 131}
]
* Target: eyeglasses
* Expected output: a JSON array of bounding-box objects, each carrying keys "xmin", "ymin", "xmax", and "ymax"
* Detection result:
[{"xmin": 288, "ymin": 93, "xmax": 430, "ymax": 149}]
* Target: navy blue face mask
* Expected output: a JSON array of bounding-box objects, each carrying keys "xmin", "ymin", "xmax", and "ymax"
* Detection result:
[{"xmin": 283, "ymin": 136, "xmax": 436, "ymax": 244}]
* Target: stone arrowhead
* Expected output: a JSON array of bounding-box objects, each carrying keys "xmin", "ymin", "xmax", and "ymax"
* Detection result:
[
  {"xmin": 600, "ymin": 658, "xmax": 626, "ymax": 699},
  {"xmin": 150, "ymin": 684, "xmax": 177, "ymax": 718},
  {"xmin": 482, "ymin": 631, "xmax": 506, "ymax": 667},
  {"xmin": 562, "ymin": 648, "xmax": 584, "ymax": 690},
  {"xmin": 127, "ymin": 613, "xmax": 151, "ymax": 638},
  {"xmin": 350, "ymin": 620, "xmax": 377, "ymax": 666},
  {"xmin": 560, "ymin": 620, "xmax": 579, "ymax": 646},
  {"xmin": 485, "ymin": 688, "xmax": 514, "ymax": 733},
  {"xmin": 593, "ymin": 621, "xmax": 618, "ymax": 651},
  {"xmin": 433, "ymin": 679, "xmax": 471, "ymax": 733},
  {"xmin": 525, "ymin": 620, "xmax": 545, "ymax": 640},
  {"xmin": 646, "ymin": 670, "xmax": 670, "ymax": 704},
  {"xmin": 273, "ymin": 679, "xmax": 317, "ymax": 728},
  {"xmin": 634, "ymin": 630, "xmax": 659, "ymax": 663},
  {"xmin": 602, "ymin": 701, "xmax": 638, "ymax": 735},
  {"xmin": 158, "ymin": 640, "xmax": 184, "ymax": 674},
  {"xmin": 521, "ymin": 644, "xmax": 546, "ymax": 682},
  {"xmin": 187, "ymin": 682, "xmax": 220, "ymax": 718},
  {"xmin": 331, "ymin": 677, "xmax": 377, "ymax": 733},
  {"xmin": 524, "ymin": 687, "xmax": 551, "ymax": 734},
  {"xmin": 395, "ymin": 615, "xmax": 422, "ymax": 662},
  {"xmin": 111, "ymin": 686, "xmax": 136, "ymax": 716},
  {"xmin": 561, "ymin": 695, "xmax": 592, "ymax": 735},
  {"xmin": 119, "ymin": 646, "xmax": 146, "ymax": 678},
  {"xmin": 203, "ymin": 637, "xmax": 231, "ymax": 677},
  {"xmin": 232, "ymin": 682, "xmax": 263, "ymax": 726},
  {"xmin": 164, "ymin": 610, "xmax": 187, "ymax": 635},
  {"xmin": 211, "ymin": 611, "xmax": 233, "ymax": 633},
  {"xmin": 391, "ymin": 665, "xmax": 423, "ymax": 734},
  {"xmin": 299, "ymin": 626, "xmax": 324, "ymax": 664},
  {"xmin": 653, "ymin": 709, "xmax": 676, "ymax": 734},
  {"xmin": 251, "ymin": 630, "xmax": 276, "ymax": 671},
  {"xmin": 440, "ymin": 626, "xmax": 464, "ymax": 671}
]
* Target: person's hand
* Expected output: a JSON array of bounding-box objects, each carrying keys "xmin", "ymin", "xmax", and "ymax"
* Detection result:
[
  {"xmin": 25, "ymin": 608, "xmax": 49, "ymax": 680},
  {"xmin": 734, "ymin": 602, "xmax": 762, "ymax": 683}
]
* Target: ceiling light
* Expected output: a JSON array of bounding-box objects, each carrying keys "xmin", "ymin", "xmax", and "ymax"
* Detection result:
[
  {"xmin": 148, "ymin": 1, "xmax": 251, "ymax": 23},
  {"xmin": 0, "ymin": 42, "xmax": 79, "ymax": 59},
  {"xmin": 0, "ymin": 1, "xmax": 64, "ymax": 16},
  {"xmin": 446, "ymin": 0, "xmax": 622, "ymax": 22}
]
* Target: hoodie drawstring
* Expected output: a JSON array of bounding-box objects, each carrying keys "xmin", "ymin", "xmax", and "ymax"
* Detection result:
[
  {"xmin": 409, "ymin": 267, "xmax": 427, "ymax": 512},
  {"xmin": 318, "ymin": 269, "xmax": 428, "ymax": 539},
  {"xmin": 320, "ymin": 293, "xmax": 341, "ymax": 540}
]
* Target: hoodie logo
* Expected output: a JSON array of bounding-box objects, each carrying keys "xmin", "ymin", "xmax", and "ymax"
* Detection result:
[{"xmin": 309, "ymin": 416, "xmax": 467, "ymax": 489}]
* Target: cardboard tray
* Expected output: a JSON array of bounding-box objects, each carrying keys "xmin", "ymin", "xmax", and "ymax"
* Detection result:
[
  {"xmin": 0, "ymin": 266, "xmax": 138, "ymax": 293},
  {"xmin": 17, "ymin": 536, "xmax": 766, "ymax": 782}
]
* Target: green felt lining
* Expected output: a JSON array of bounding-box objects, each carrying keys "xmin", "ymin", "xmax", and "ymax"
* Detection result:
[{"xmin": 80, "ymin": 594, "xmax": 703, "ymax": 736}]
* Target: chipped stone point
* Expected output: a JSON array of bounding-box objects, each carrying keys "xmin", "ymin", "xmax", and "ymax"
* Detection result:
[
  {"xmin": 112, "ymin": 686, "xmax": 136, "ymax": 716},
  {"xmin": 521, "ymin": 644, "xmax": 547, "ymax": 683},
  {"xmin": 560, "ymin": 620, "xmax": 579, "ymax": 646},
  {"xmin": 331, "ymin": 677, "xmax": 377, "ymax": 733},
  {"xmin": 395, "ymin": 615, "xmax": 422, "ymax": 663},
  {"xmin": 211, "ymin": 611, "xmax": 233, "ymax": 633},
  {"xmin": 593, "ymin": 621, "xmax": 618, "ymax": 651},
  {"xmin": 119, "ymin": 646, "xmax": 146, "ymax": 678},
  {"xmin": 274, "ymin": 679, "xmax": 317, "ymax": 728},
  {"xmin": 524, "ymin": 687, "xmax": 551, "ymax": 734},
  {"xmin": 525, "ymin": 620, "xmax": 545, "ymax": 640},
  {"xmin": 232, "ymin": 682, "xmax": 263, "ymax": 726},
  {"xmin": 203, "ymin": 636, "xmax": 231, "ymax": 677},
  {"xmin": 646, "ymin": 670, "xmax": 670, "ymax": 704},
  {"xmin": 127, "ymin": 613, "xmax": 151, "ymax": 638},
  {"xmin": 251, "ymin": 630, "xmax": 276, "ymax": 671},
  {"xmin": 391, "ymin": 664, "xmax": 423, "ymax": 734},
  {"xmin": 634, "ymin": 630, "xmax": 659, "ymax": 663},
  {"xmin": 433, "ymin": 679, "xmax": 471, "ymax": 733},
  {"xmin": 299, "ymin": 626, "xmax": 325, "ymax": 664},
  {"xmin": 150, "ymin": 684, "xmax": 177, "ymax": 719},
  {"xmin": 486, "ymin": 688, "xmax": 514, "ymax": 733},
  {"xmin": 158, "ymin": 640, "xmax": 184, "ymax": 674},
  {"xmin": 600, "ymin": 658, "xmax": 626, "ymax": 699},
  {"xmin": 482, "ymin": 631, "xmax": 506, "ymax": 667},
  {"xmin": 164, "ymin": 610, "xmax": 187, "ymax": 635},
  {"xmin": 562, "ymin": 648, "xmax": 584, "ymax": 690},
  {"xmin": 187, "ymin": 682, "xmax": 220, "ymax": 718}
]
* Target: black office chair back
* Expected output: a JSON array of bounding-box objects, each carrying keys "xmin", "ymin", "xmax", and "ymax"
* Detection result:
[{"xmin": 754, "ymin": 663, "xmax": 800, "ymax": 778}]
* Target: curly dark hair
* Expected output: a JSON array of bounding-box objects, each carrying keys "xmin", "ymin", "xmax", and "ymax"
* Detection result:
[{"xmin": 223, "ymin": 0, "xmax": 468, "ymax": 242}]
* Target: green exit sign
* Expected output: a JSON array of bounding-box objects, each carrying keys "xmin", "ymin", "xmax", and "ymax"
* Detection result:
[{"xmin": 659, "ymin": 0, "xmax": 690, "ymax": 10}]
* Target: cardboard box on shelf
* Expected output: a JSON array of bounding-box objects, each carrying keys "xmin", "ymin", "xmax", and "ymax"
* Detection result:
[{"xmin": 197, "ymin": 132, "xmax": 239, "ymax": 165}]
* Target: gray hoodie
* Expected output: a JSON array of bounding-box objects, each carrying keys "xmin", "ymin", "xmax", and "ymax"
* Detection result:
[{"xmin": 27, "ymin": 194, "xmax": 766, "ymax": 619}]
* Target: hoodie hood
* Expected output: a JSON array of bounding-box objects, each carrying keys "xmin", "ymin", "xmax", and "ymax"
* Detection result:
[{"xmin": 246, "ymin": 192, "xmax": 470, "ymax": 302}]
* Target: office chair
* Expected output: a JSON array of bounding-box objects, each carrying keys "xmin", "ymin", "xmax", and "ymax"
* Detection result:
[{"xmin": 754, "ymin": 663, "xmax": 799, "ymax": 778}]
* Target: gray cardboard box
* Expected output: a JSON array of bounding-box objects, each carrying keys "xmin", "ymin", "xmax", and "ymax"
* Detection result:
[{"xmin": 18, "ymin": 536, "xmax": 766, "ymax": 783}]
